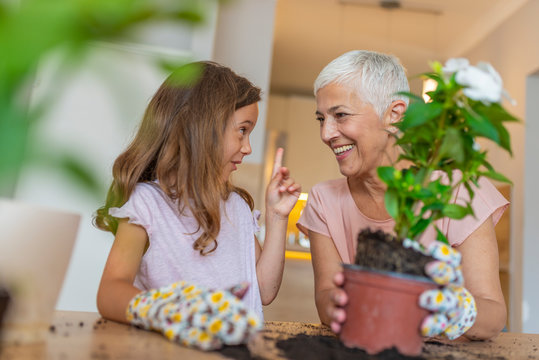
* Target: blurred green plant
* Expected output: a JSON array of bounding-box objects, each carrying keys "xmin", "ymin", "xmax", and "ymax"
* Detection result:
[
  {"xmin": 378, "ymin": 58, "xmax": 518, "ymax": 245},
  {"xmin": 0, "ymin": 0, "xmax": 216, "ymax": 198}
]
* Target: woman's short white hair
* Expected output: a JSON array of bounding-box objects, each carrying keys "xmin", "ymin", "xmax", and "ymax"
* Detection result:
[{"xmin": 314, "ymin": 50, "xmax": 410, "ymax": 118}]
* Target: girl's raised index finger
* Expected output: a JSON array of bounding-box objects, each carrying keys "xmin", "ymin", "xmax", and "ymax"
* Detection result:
[{"xmin": 272, "ymin": 147, "xmax": 284, "ymax": 177}]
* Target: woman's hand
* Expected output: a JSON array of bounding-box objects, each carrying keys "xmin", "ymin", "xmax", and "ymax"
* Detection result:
[
  {"xmin": 309, "ymin": 230, "xmax": 349, "ymax": 332},
  {"xmin": 326, "ymin": 272, "xmax": 348, "ymax": 333},
  {"xmin": 265, "ymin": 148, "xmax": 301, "ymax": 219},
  {"xmin": 404, "ymin": 239, "xmax": 477, "ymax": 340},
  {"xmin": 420, "ymin": 241, "xmax": 477, "ymax": 339}
]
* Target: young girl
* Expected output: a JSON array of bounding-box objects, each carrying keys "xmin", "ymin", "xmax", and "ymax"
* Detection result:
[{"xmin": 94, "ymin": 61, "xmax": 301, "ymax": 350}]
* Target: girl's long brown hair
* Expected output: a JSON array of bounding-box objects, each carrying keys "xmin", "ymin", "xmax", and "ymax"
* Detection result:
[{"xmin": 94, "ymin": 61, "xmax": 261, "ymax": 255}]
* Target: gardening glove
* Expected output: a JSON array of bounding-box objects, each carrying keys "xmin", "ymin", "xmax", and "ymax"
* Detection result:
[
  {"xmin": 403, "ymin": 239, "xmax": 477, "ymax": 340},
  {"xmin": 126, "ymin": 280, "xmax": 262, "ymax": 350}
]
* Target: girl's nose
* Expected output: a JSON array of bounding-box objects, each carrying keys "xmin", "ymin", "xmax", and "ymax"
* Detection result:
[
  {"xmin": 241, "ymin": 139, "xmax": 252, "ymax": 155},
  {"xmin": 321, "ymin": 118, "xmax": 339, "ymax": 143}
]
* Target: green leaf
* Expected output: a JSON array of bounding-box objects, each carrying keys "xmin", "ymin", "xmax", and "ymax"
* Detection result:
[
  {"xmin": 416, "ymin": 188, "xmax": 434, "ymax": 200},
  {"xmin": 377, "ymin": 166, "xmax": 396, "ymax": 184},
  {"xmin": 403, "ymin": 207, "xmax": 415, "ymax": 222},
  {"xmin": 491, "ymin": 119, "xmax": 513, "ymax": 155},
  {"xmin": 422, "ymin": 203, "xmax": 444, "ymax": 212},
  {"xmin": 434, "ymin": 226, "xmax": 449, "ymax": 245},
  {"xmin": 400, "ymin": 102, "xmax": 444, "ymax": 131},
  {"xmin": 410, "ymin": 218, "xmax": 431, "ymax": 236},
  {"xmin": 463, "ymin": 109, "xmax": 499, "ymax": 143},
  {"xmin": 442, "ymin": 204, "xmax": 472, "ymax": 219},
  {"xmin": 404, "ymin": 167, "xmax": 416, "ymax": 186},
  {"xmin": 57, "ymin": 155, "xmax": 104, "ymax": 197},
  {"xmin": 384, "ymin": 188, "xmax": 399, "ymax": 219},
  {"xmin": 396, "ymin": 91, "xmax": 424, "ymax": 102},
  {"xmin": 430, "ymin": 61, "xmax": 443, "ymax": 74},
  {"xmin": 167, "ymin": 62, "xmax": 204, "ymax": 87},
  {"xmin": 464, "ymin": 182, "xmax": 475, "ymax": 201},
  {"xmin": 476, "ymin": 102, "xmax": 519, "ymax": 122},
  {"xmin": 438, "ymin": 127, "xmax": 465, "ymax": 164},
  {"xmin": 478, "ymin": 171, "xmax": 512, "ymax": 184}
]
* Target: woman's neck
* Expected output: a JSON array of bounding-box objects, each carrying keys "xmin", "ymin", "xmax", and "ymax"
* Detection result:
[
  {"xmin": 347, "ymin": 174, "xmax": 390, "ymax": 220},
  {"xmin": 346, "ymin": 157, "xmax": 413, "ymax": 221}
]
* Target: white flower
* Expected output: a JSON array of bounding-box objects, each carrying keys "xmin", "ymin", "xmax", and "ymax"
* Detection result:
[
  {"xmin": 455, "ymin": 63, "xmax": 503, "ymax": 104},
  {"xmin": 476, "ymin": 62, "xmax": 502, "ymax": 87},
  {"xmin": 442, "ymin": 58, "xmax": 470, "ymax": 75}
]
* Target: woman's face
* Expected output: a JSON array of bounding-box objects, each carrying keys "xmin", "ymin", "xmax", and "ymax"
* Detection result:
[
  {"xmin": 222, "ymin": 103, "xmax": 259, "ymax": 181},
  {"xmin": 316, "ymin": 82, "xmax": 393, "ymax": 179}
]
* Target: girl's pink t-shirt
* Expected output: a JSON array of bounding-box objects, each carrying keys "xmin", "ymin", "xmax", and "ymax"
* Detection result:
[
  {"xmin": 109, "ymin": 182, "xmax": 263, "ymax": 320},
  {"xmin": 297, "ymin": 176, "xmax": 509, "ymax": 264}
]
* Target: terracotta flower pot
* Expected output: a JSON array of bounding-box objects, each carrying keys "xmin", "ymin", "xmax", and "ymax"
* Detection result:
[
  {"xmin": 0, "ymin": 199, "xmax": 80, "ymax": 344},
  {"xmin": 340, "ymin": 264, "xmax": 437, "ymax": 356}
]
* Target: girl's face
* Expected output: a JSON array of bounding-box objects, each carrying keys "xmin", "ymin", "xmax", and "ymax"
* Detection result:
[
  {"xmin": 315, "ymin": 82, "xmax": 393, "ymax": 180},
  {"xmin": 222, "ymin": 103, "xmax": 259, "ymax": 181}
]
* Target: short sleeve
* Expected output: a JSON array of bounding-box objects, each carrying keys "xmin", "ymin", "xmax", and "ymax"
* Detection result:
[
  {"xmin": 108, "ymin": 183, "xmax": 157, "ymax": 238},
  {"xmin": 446, "ymin": 176, "xmax": 509, "ymax": 246},
  {"xmin": 297, "ymin": 186, "xmax": 330, "ymax": 237},
  {"xmin": 252, "ymin": 209, "xmax": 261, "ymax": 233}
]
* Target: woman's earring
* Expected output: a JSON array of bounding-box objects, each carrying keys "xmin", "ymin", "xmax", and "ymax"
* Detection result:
[{"xmin": 386, "ymin": 125, "xmax": 399, "ymax": 135}]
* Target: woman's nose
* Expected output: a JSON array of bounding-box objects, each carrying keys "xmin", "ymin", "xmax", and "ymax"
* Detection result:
[{"xmin": 321, "ymin": 118, "xmax": 339, "ymax": 143}]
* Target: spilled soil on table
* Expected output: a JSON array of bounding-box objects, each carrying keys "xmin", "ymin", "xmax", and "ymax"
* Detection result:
[
  {"xmin": 276, "ymin": 334, "xmax": 425, "ymax": 359},
  {"xmin": 217, "ymin": 334, "xmax": 513, "ymax": 360},
  {"xmin": 217, "ymin": 344, "xmax": 257, "ymax": 360}
]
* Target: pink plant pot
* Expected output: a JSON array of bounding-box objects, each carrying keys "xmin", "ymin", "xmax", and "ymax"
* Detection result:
[{"xmin": 340, "ymin": 264, "xmax": 438, "ymax": 356}]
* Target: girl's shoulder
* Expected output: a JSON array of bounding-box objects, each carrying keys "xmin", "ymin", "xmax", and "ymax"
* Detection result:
[
  {"xmin": 227, "ymin": 191, "xmax": 251, "ymax": 209},
  {"xmin": 131, "ymin": 181, "xmax": 162, "ymax": 196},
  {"xmin": 129, "ymin": 182, "xmax": 171, "ymax": 206}
]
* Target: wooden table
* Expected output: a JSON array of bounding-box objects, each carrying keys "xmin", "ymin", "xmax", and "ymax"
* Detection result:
[{"xmin": 1, "ymin": 311, "xmax": 538, "ymax": 359}]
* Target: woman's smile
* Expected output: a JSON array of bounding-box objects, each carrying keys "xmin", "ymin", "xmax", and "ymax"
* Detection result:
[{"xmin": 332, "ymin": 144, "xmax": 355, "ymax": 160}]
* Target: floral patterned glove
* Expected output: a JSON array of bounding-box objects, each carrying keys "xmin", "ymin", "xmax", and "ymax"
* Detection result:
[
  {"xmin": 126, "ymin": 281, "xmax": 262, "ymax": 350},
  {"xmin": 404, "ymin": 239, "xmax": 477, "ymax": 340}
]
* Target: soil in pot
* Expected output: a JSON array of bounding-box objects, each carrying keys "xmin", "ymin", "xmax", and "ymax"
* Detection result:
[
  {"xmin": 354, "ymin": 228, "xmax": 434, "ymax": 276},
  {"xmin": 340, "ymin": 228, "xmax": 437, "ymax": 356}
]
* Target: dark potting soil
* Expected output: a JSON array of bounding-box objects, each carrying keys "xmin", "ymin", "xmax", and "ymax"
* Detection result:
[
  {"xmin": 216, "ymin": 334, "xmax": 428, "ymax": 360},
  {"xmin": 217, "ymin": 344, "xmax": 257, "ymax": 360},
  {"xmin": 276, "ymin": 334, "xmax": 425, "ymax": 360},
  {"xmin": 355, "ymin": 228, "xmax": 434, "ymax": 277}
]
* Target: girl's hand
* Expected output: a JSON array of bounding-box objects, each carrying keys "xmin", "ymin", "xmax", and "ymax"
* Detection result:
[
  {"xmin": 265, "ymin": 148, "xmax": 301, "ymax": 218},
  {"xmin": 127, "ymin": 281, "xmax": 261, "ymax": 350}
]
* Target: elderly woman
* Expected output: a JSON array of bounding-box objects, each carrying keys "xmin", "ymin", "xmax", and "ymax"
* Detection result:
[{"xmin": 297, "ymin": 50, "xmax": 508, "ymax": 341}]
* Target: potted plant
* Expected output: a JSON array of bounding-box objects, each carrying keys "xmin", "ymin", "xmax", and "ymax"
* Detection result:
[{"xmin": 339, "ymin": 58, "xmax": 517, "ymax": 355}]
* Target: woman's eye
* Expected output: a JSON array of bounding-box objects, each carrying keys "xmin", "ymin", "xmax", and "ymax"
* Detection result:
[
  {"xmin": 335, "ymin": 112, "xmax": 348, "ymax": 118},
  {"xmin": 316, "ymin": 117, "xmax": 324, "ymax": 123},
  {"xmin": 239, "ymin": 127, "xmax": 246, "ymax": 135}
]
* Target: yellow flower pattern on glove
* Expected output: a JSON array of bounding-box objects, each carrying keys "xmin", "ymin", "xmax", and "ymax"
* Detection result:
[
  {"xmin": 126, "ymin": 281, "xmax": 261, "ymax": 351},
  {"xmin": 404, "ymin": 239, "xmax": 477, "ymax": 340}
]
